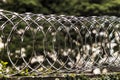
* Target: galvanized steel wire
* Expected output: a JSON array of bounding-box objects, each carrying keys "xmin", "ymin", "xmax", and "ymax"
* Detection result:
[{"xmin": 0, "ymin": 9, "xmax": 120, "ymax": 76}]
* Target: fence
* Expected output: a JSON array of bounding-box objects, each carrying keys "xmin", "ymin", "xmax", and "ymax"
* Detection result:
[{"xmin": 0, "ymin": 9, "xmax": 120, "ymax": 77}]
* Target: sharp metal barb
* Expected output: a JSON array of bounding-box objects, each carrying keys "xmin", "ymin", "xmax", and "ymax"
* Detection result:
[{"xmin": 0, "ymin": 10, "xmax": 120, "ymax": 76}]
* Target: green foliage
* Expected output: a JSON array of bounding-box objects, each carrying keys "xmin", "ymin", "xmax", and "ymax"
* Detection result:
[
  {"xmin": 0, "ymin": 60, "xmax": 8, "ymax": 77},
  {"xmin": 0, "ymin": 0, "xmax": 120, "ymax": 78},
  {"xmin": 18, "ymin": 0, "xmax": 39, "ymax": 6},
  {"xmin": 65, "ymin": 73, "xmax": 120, "ymax": 80},
  {"xmin": 0, "ymin": 60, "xmax": 8, "ymax": 68},
  {"xmin": 66, "ymin": 74, "xmax": 88, "ymax": 80},
  {"xmin": 19, "ymin": 68, "xmax": 30, "ymax": 76},
  {"xmin": 0, "ymin": 0, "xmax": 120, "ymax": 16},
  {"xmin": 101, "ymin": 74, "xmax": 120, "ymax": 80}
]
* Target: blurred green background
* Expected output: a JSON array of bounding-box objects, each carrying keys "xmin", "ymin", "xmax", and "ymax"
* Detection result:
[
  {"xmin": 0, "ymin": 0, "xmax": 120, "ymax": 16},
  {"xmin": 0, "ymin": 0, "xmax": 120, "ymax": 77}
]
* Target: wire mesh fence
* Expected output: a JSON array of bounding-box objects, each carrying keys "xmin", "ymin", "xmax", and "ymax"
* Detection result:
[{"xmin": 0, "ymin": 9, "xmax": 120, "ymax": 76}]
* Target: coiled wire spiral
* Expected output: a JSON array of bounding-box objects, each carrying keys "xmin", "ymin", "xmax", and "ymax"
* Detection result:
[{"xmin": 0, "ymin": 9, "xmax": 120, "ymax": 76}]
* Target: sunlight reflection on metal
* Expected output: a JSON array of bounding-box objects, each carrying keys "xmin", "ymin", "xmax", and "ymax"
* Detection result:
[{"xmin": 0, "ymin": 10, "xmax": 120, "ymax": 76}]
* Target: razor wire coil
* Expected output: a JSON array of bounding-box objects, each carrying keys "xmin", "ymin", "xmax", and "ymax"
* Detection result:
[{"xmin": 0, "ymin": 9, "xmax": 120, "ymax": 76}]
